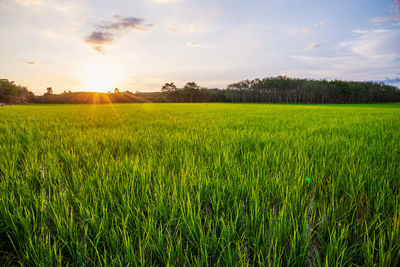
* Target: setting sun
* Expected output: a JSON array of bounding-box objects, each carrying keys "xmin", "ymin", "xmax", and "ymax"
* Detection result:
[{"xmin": 81, "ymin": 64, "xmax": 124, "ymax": 92}]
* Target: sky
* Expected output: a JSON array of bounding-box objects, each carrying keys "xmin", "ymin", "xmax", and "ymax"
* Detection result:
[{"xmin": 0, "ymin": 0, "xmax": 400, "ymax": 94}]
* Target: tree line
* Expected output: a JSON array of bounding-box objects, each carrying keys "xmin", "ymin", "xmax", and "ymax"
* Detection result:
[
  {"xmin": 0, "ymin": 79, "xmax": 35, "ymax": 104},
  {"xmin": 1, "ymin": 76, "xmax": 399, "ymax": 104},
  {"xmin": 34, "ymin": 90, "xmax": 147, "ymax": 104},
  {"xmin": 162, "ymin": 76, "xmax": 400, "ymax": 103},
  {"xmin": 161, "ymin": 82, "xmax": 227, "ymax": 102}
]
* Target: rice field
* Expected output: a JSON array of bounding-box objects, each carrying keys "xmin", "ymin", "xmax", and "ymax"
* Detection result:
[{"xmin": 0, "ymin": 103, "xmax": 399, "ymax": 266}]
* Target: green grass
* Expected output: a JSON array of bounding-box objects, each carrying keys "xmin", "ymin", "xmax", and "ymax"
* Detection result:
[{"xmin": 0, "ymin": 103, "xmax": 399, "ymax": 266}]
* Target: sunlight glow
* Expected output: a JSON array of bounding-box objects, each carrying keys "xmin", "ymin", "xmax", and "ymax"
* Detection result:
[{"xmin": 81, "ymin": 64, "xmax": 125, "ymax": 92}]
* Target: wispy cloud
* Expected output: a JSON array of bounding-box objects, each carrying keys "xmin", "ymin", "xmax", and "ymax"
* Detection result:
[
  {"xmin": 15, "ymin": 0, "xmax": 41, "ymax": 6},
  {"xmin": 395, "ymin": 0, "xmax": 400, "ymax": 11},
  {"xmin": 307, "ymin": 43, "xmax": 321, "ymax": 49},
  {"xmin": 85, "ymin": 32, "xmax": 114, "ymax": 54},
  {"xmin": 97, "ymin": 16, "xmax": 153, "ymax": 31},
  {"xmin": 371, "ymin": 14, "xmax": 400, "ymax": 23},
  {"xmin": 85, "ymin": 15, "xmax": 153, "ymax": 54},
  {"xmin": 286, "ymin": 27, "xmax": 311, "ymax": 35},
  {"xmin": 26, "ymin": 61, "xmax": 35, "ymax": 64},
  {"xmin": 314, "ymin": 21, "xmax": 325, "ymax": 27},
  {"xmin": 187, "ymin": 41, "xmax": 200, "ymax": 47},
  {"xmin": 13, "ymin": 0, "xmax": 77, "ymax": 13},
  {"xmin": 291, "ymin": 28, "xmax": 400, "ymax": 80},
  {"xmin": 168, "ymin": 28, "xmax": 178, "ymax": 34},
  {"xmin": 339, "ymin": 29, "xmax": 400, "ymax": 60}
]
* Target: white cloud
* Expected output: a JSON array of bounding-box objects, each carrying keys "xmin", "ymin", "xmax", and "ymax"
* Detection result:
[
  {"xmin": 291, "ymin": 28, "xmax": 400, "ymax": 80},
  {"xmin": 168, "ymin": 28, "xmax": 178, "ymax": 34},
  {"xmin": 306, "ymin": 43, "xmax": 321, "ymax": 49},
  {"xmin": 339, "ymin": 29, "xmax": 400, "ymax": 61},
  {"xmin": 286, "ymin": 27, "xmax": 311, "ymax": 35},
  {"xmin": 13, "ymin": 0, "xmax": 78, "ymax": 13},
  {"xmin": 165, "ymin": 23, "xmax": 208, "ymax": 35},
  {"xmin": 314, "ymin": 21, "xmax": 325, "ymax": 27},
  {"xmin": 15, "ymin": 0, "xmax": 41, "ymax": 6},
  {"xmin": 371, "ymin": 15, "xmax": 400, "ymax": 23},
  {"xmin": 395, "ymin": 0, "xmax": 400, "ymax": 11}
]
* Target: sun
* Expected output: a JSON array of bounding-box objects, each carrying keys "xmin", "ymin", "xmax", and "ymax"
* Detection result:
[{"xmin": 81, "ymin": 64, "xmax": 124, "ymax": 92}]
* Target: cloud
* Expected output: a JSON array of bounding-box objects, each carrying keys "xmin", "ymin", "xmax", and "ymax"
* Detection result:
[
  {"xmin": 395, "ymin": 0, "xmax": 400, "ymax": 11},
  {"xmin": 168, "ymin": 28, "xmax": 178, "ymax": 34},
  {"xmin": 286, "ymin": 27, "xmax": 311, "ymax": 35},
  {"xmin": 339, "ymin": 29, "xmax": 400, "ymax": 60},
  {"xmin": 307, "ymin": 43, "xmax": 321, "ymax": 49},
  {"xmin": 291, "ymin": 28, "xmax": 400, "ymax": 80},
  {"xmin": 85, "ymin": 31, "xmax": 114, "ymax": 54},
  {"xmin": 98, "ymin": 16, "xmax": 153, "ymax": 31},
  {"xmin": 14, "ymin": 0, "xmax": 77, "ymax": 13},
  {"xmin": 85, "ymin": 31, "xmax": 114, "ymax": 44},
  {"xmin": 85, "ymin": 16, "xmax": 153, "ymax": 54},
  {"xmin": 314, "ymin": 21, "xmax": 325, "ymax": 27},
  {"xmin": 165, "ymin": 23, "xmax": 208, "ymax": 35},
  {"xmin": 371, "ymin": 15, "xmax": 400, "ymax": 23},
  {"xmin": 187, "ymin": 41, "xmax": 200, "ymax": 47},
  {"xmin": 26, "ymin": 61, "xmax": 35, "ymax": 64},
  {"xmin": 15, "ymin": 0, "xmax": 41, "ymax": 6}
]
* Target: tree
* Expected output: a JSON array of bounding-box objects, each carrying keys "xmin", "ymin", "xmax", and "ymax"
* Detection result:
[
  {"xmin": 0, "ymin": 79, "xmax": 35, "ymax": 104},
  {"xmin": 161, "ymin": 82, "xmax": 178, "ymax": 101},
  {"xmin": 46, "ymin": 87, "xmax": 53, "ymax": 95},
  {"xmin": 114, "ymin": 88, "xmax": 120, "ymax": 94},
  {"xmin": 161, "ymin": 82, "xmax": 177, "ymax": 93},
  {"xmin": 183, "ymin": 82, "xmax": 200, "ymax": 103}
]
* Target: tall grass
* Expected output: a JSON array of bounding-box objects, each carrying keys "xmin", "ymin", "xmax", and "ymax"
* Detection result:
[{"xmin": 0, "ymin": 103, "xmax": 399, "ymax": 266}]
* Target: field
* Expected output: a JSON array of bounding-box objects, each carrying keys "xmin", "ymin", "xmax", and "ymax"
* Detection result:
[{"xmin": 1, "ymin": 103, "xmax": 400, "ymax": 266}]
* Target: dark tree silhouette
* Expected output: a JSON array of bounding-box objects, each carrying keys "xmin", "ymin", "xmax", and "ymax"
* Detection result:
[
  {"xmin": 46, "ymin": 87, "xmax": 53, "ymax": 95},
  {"xmin": 0, "ymin": 79, "xmax": 35, "ymax": 104},
  {"xmin": 183, "ymin": 82, "xmax": 200, "ymax": 103},
  {"xmin": 161, "ymin": 82, "xmax": 178, "ymax": 101},
  {"xmin": 160, "ymin": 76, "xmax": 400, "ymax": 103}
]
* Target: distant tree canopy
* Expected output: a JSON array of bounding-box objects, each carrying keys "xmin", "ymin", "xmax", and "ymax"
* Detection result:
[
  {"xmin": 161, "ymin": 76, "xmax": 400, "ymax": 103},
  {"xmin": 34, "ymin": 91, "xmax": 152, "ymax": 104},
  {"xmin": 162, "ymin": 82, "xmax": 226, "ymax": 103},
  {"xmin": 161, "ymin": 82, "xmax": 177, "ymax": 97},
  {"xmin": 46, "ymin": 87, "xmax": 53, "ymax": 95},
  {"xmin": 1, "ymin": 76, "xmax": 399, "ymax": 105},
  {"xmin": 0, "ymin": 79, "xmax": 35, "ymax": 104}
]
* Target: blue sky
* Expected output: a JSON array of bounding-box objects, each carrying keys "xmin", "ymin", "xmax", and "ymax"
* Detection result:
[{"xmin": 0, "ymin": 0, "xmax": 399, "ymax": 93}]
